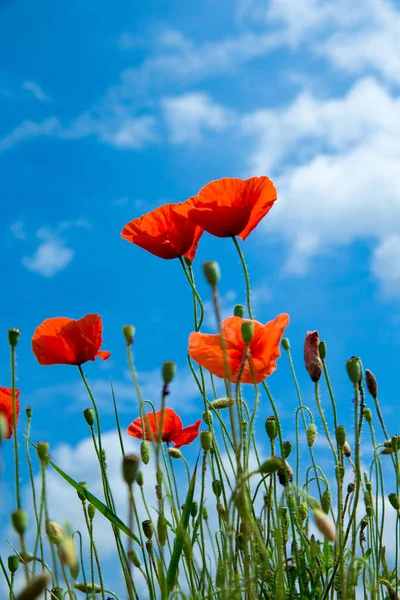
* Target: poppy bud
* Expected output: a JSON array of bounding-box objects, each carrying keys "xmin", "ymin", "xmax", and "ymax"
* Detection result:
[
  {"xmin": 313, "ymin": 509, "xmax": 336, "ymax": 542},
  {"xmin": 200, "ymin": 431, "xmax": 212, "ymax": 452},
  {"xmin": 88, "ymin": 504, "xmax": 96, "ymax": 520},
  {"xmin": 157, "ymin": 515, "xmax": 167, "ymax": 546},
  {"xmin": 365, "ymin": 505, "xmax": 373, "ymax": 517},
  {"xmin": 347, "ymin": 482, "xmax": 355, "ymax": 494},
  {"xmin": 391, "ymin": 435, "xmax": 400, "ymax": 452},
  {"xmin": 0, "ymin": 414, "xmax": 7, "ymax": 441},
  {"xmin": 136, "ymin": 471, "xmax": 144, "ymax": 487},
  {"xmin": 8, "ymin": 328, "xmax": 21, "ymax": 348},
  {"xmin": 343, "ymin": 442, "xmax": 351, "ymax": 457},
  {"xmin": 168, "ymin": 447, "xmax": 182, "ymax": 459},
  {"xmin": 203, "ymin": 261, "xmax": 220, "ymax": 288},
  {"xmin": 155, "ymin": 485, "xmax": 162, "ymax": 500},
  {"xmin": 241, "ymin": 321, "xmax": 254, "ymax": 344},
  {"xmin": 83, "ymin": 408, "xmax": 94, "ymax": 427},
  {"xmin": 51, "ymin": 588, "xmax": 64, "ymax": 600},
  {"xmin": 298, "ymin": 502, "xmax": 308, "ymax": 521},
  {"xmin": 156, "ymin": 469, "xmax": 163, "ymax": 486},
  {"xmin": 122, "ymin": 454, "xmax": 141, "ymax": 486},
  {"xmin": 281, "ymin": 337, "xmax": 290, "ymax": 351},
  {"xmin": 346, "ymin": 356, "xmax": 363, "ymax": 385},
  {"xmin": 15, "ymin": 574, "xmax": 49, "ymax": 600},
  {"xmin": 74, "ymin": 583, "xmax": 102, "ymax": 594},
  {"xmin": 8, "ymin": 555, "xmax": 19, "ymax": 574},
  {"xmin": 19, "ymin": 552, "xmax": 34, "ymax": 564},
  {"xmin": 322, "ymin": 490, "xmax": 332, "ymax": 514},
  {"xmin": 128, "ymin": 550, "xmax": 141, "ymax": 568},
  {"xmin": 70, "ymin": 561, "xmax": 80, "ymax": 581},
  {"xmin": 12, "ymin": 509, "xmax": 28, "ymax": 535},
  {"xmin": 365, "ymin": 369, "xmax": 378, "ymax": 399},
  {"xmin": 46, "ymin": 520, "xmax": 64, "ymax": 545},
  {"xmin": 259, "ymin": 455, "xmax": 284, "ymax": 475},
  {"xmin": 388, "ymin": 493, "xmax": 400, "ymax": 511},
  {"xmin": 319, "ymin": 340, "xmax": 327, "ymax": 360},
  {"xmin": 202, "ymin": 410, "xmax": 213, "ymax": 425},
  {"xmin": 145, "ymin": 540, "xmax": 153, "ymax": 554},
  {"xmin": 304, "ymin": 331, "xmax": 322, "ymax": 382},
  {"xmin": 210, "ymin": 397, "xmax": 235, "ymax": 410},
  {"xmin": 122, "ymin": 324, "xmax": 135, "ymax": 345},
  {"xmin": 36, "ymin": 441, "xmax": 49, "ymax": 463},
  {"xmin": 360, "ymin": 517, "xmax": 368, "ymax": 531},
  {"xmin": 278, "ymin": 462, "xmax": 293, "ymax": 487},
  {"xmin": 265, "ymin": 416, "xmax": 277, "ymax": 441},
  {"xmin": 234, "ymin": 304, "xmax": 245, "ymax": 318},
  {"xmin": 58, "ymin": 537, "xmax": 78, "ymax": 569},
  {"xmin": 140, "ymin": 440, "xmax": 151, "ymax": 464},
  {"xmin": 162, "ymin": 361, "xmax": 176, "ymax": 385},
  {"xmin": 335, "ymin": 426, "xmax": 346, "ymax": 447},
  {"xmin": 202, "ymin": 507, "xmax": 208, "ymax": 520},
  {"xmin": 191, "ymin": 502, "xmax": 199, "ymax": 518},
  {"xmin": 212, "ymin": 480, "xmax": 222, "ymax": 497},
  {"xmin": 217, "ymin": 503, "xmax": 226, "ymax": 519},
  {"xmin": 282, "ymin": 441, "xmax": 292, "ymax": 459},
  {"xmin": 306, "ymin": 423, "xmax": 317, "ymax": 447},
  {"xmin": 77, "ymin": 482, "xmax": 88, "ymax": 502},
  {"xmin": 363, "ymin": 408, "xmax": 372, "ymax": 423},
  {"xmin": 26, "ymin": 407, "xmax": 32, "ymax": 419},
  {"xmin": 142, "ymin": 520, "xmax": 154, "ymax": 540}
]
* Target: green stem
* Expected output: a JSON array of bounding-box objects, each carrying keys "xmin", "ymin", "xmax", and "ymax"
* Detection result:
[{"xmin": 232, "ymin": 236, "xmax": 253, "ymax": 319}]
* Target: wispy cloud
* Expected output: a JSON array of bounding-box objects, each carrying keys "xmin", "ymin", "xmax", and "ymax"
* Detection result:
[
  {"xmin": 10, "ymin": 220, "xmax": 27, "ymax": 240},
  {"xmin": 22, "ymin": 230, "xmax": 74, "ymax": 278},
  {"xmin": 22, "ymin": 80, "xmax": 50, "ymax": 102},
  {"xmin": 0, "ymin": 118, "xmax": 60, "ymax": 152}
]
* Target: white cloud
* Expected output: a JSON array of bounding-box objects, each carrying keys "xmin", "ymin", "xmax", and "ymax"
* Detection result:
[
  {"xmin": 371, "ymin": 235, "xmax": 400, "ymax": 297},
  {"xmin": 22, "ymin": 238, "xmax": 74, "ymax": 277},
  {"xmin": 163, "ymin": 92, "xmax": 234, "ymax": 144},
  {"xmin": 0, "ymin": 118, "xmax": 60, "ymax": 152},
  {"xmin": 22, "ymin": 81, "xmax": 50, "ymax": 102},
  {"xmin": 10, "ymin": 221, "xmax": 27, "ymax": 240}
]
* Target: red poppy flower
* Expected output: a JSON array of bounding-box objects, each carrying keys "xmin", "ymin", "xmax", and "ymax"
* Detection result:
[
  {"xmin": 32, "ymin": 314, "xmax": 111, "ymax": 366},
  {"xmin": 127, "ymin": 408, "xmax": 201, "ymax": 448},
  {"xmin": 0, "ymin": 387, "xmax": 20, "ymax": 440},
  {"xmin": 121, "ymin": 204, "xmax": 203, "ymax": 261},
  {"xmin": 174, "ymin": 176, "xmax": 277, "ymax": 239},
  {"xmin": 188, "ymin": 314, "xmax": 289, "ymax": 384}
]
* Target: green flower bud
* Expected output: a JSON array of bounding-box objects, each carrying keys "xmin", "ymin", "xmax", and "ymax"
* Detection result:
[
  {"xmin": 200, "ymin": 431, "xmax": 212, "ymax": 452},
  {"xmin": 122, "ymin": 324, "xmax": 135, "ymax": 345},
  {"xmin": 259, "ymin": 456, "xmax": 283, "ymax": 475},
  {"xmin": 46, "ymin": 520, "xmax": 64, "ymax": 545},
  {"xmin": 142, "ymin": 520, "xmax": 154, "ymax": 540},
  {"xmin": 19, "ymin": 552, "xmax": 34, "ymax": 564},
  {"xmin": 122, "ymin": 454, "xmax": 141, "ymax": 486},
  {"xmin": 319, "ymin": 340, "xmax": 327, "ymax": 360},
  {"xmin": 212, "ymin": 480, "xmax": 222, "ymax": 497},
  {"xmin": 210, "ymin": 397, "xmax": 235, "ymax": 410},
  {"xmin": 335, "ymin": 426, "xmax": 346, "ymax": 447},
  {"xmin": 25, "ymin": 407, "xmax": 32, "ymax": 419},
  {"xmin": 322, "ymin": 490, "xmax": 332, "ymax": 514},
  {"xmin": 346, "ymin": 356, "xmax": 363, "ymax": 384},
  {"xmin": 241, "ymin": 321, "xmax": 254, "ymax": 344},
  {"xmin": 191, "ymin": 501, "xmax": 199, "ymax": 518},
  {"xmin": 15, "ymin": 574, "xmax": 49, "ymax": 600},
  {"xmin": 363, "ymin": 408, "xmax": 372, "ymax": 423},
  {"xmin": 8, "ymin": 555, "xmax": 19, "ymax": 574},
  {"xmin": 281, "ymin": 337, "xmax": 290, "ymax": 351},
  {"xmin": 12, "ymin": 509, "xmax": 28, "ymax": 535},
  {"xmin": 140, "ymin": 441, "xmax": 151, "ymax": 464},
  {"xmin": 234, "ymin": 304, "xmax": 245, "ymax": 318},
  {"xmin": 202, "ymin": 410, "xmax": 213, "ymax": 425},
  {"xmin": 202, "ymin": 506, "xmax": 208, "ymax": 520},
  {"xmin": 83, "ymin": 408, "xmax": 95, "ymax": 427},
  {"xmin": 203, "ymin": 261, "xmax": 220, "ymax": 287},
  {"xmin": 306, "ymin": 423, "xmax": 317, "ymax": 447},
  {"xmin": 155, "ymin": 484, "xmax": 162, "ymax": 500},
  {"xmin": 50, "ymin": 588, "xmax": 64, "ymax": 600},
  {"xmin": 388, "ymin": 493, "xmax": 400, "ymax": 511},
  {"xmin": 298, "ymin": 502, "xmax": 308, "ymax": 521},
  {"xmin": 365, "ymin": 369, "xmax": 378, "ymax": 399},
  {"xmin": 73, "ymin": 583, "xmax": 102, "ymax": 594},
  {"xmin": 157, "ymin": 515, "xmax": 167, "ymax": 546},
  {"xmin": 128, "ymin": 550, "xmax": 141, "ymax": 568},
  {"xmin": 360, "ymin": 517, "xmax": 368, "ymax": 531},
  {"xmin": 88, "ymin": 504, "xmax": 96, "ymax": 520},
  {"xmin": 162, "ymin": 361, "xmax": 176, "ymax": 385},
  {"xmin": 70, "ymin": 561, "xmax": 80, "ymax": 581},
  {"xmin": 36, "ymin": 441, "xmax": 49, "ymax": 463},
  {"xmin": 8, "ymin": 328, "xmax": 21, "ymax": 348},
  {"xmin": 136, "ymin": 471, "xmax": 144, "ymax": 487},
  {"xmin": 313, "ymin": 509, "xmax": 336, "ymax": 542},
  {"xmin": 282, "ymin": 441, "xmax": 292, "ymax": 459},
  {"xmin": 265, "ymin": 416, "xmax": 277, "ymax": 441},
  {"xmin": 58, "ymin": 537, "xmax": 78, "ymax": 568},
  {"xmin": 77, "ymin": 482, "xmax": 88, "ymax": 502},
  {"xmin": 156, "ymin": 468, "xmax": 163, "ymax": 486},
  {"xmin": 347, "ymin": 482, "xmax": 355, "ymax": 494},
  {"xmin": 168, "ymin": 447, "xmax": 182, "ymax": 459},
  {"xmin": 145, "ymin": 540, "xmax": 153, "ymax": 554}
]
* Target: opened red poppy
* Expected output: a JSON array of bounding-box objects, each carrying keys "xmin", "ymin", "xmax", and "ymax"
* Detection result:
[
  {"xmin": 127, "ymin": 408, "xmax": 201, "ymax": 448},
  {"xmin": 189, "ymin": 314, "xmax": 289, "ymax": 384},
  {"xmin": 121, "ymin": 204, "xmax": 203, "ymax": 261},
  {"xmin": 32, "ymin": 314, "xmax": 111, "ymax": 366},
  {"xmin": 174, "ymin": 177, "xmax": 277, "ymax": 239},
  {"xmin": 0, "ymin": 387, "xmax": 20, "ymax": 440}
]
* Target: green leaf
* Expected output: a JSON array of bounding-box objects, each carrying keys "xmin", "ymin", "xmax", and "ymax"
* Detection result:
[{"xmin": 27, "ymin": 438, "xmax": 140, "ymax": 545}]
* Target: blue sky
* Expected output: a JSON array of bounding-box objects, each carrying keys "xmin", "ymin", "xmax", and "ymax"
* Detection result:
[{"xmin": 1, "ymin": 0, "xmax": 400, "ymax": 595}]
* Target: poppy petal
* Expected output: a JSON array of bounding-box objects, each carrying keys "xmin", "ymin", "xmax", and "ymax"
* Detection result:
[
  {"xmin": 0, "ymin": 387, "xmax": 20, "ymax": 440},
  {"xmin": 127, "ymin": 408, "xmax": 183, "ymax": 443},
  {"xmin": 96, "ymin": 350, "xmax": 111, "ymax": 361},
  {"xmin": 188, "ymin": 332, "xmax": 228, "ymax": 379},
  {"xmin": 250, "ymin": 313, "xmax": 290, "ymax": 382},
  {"xmin": 32, "ymin": 318, "xmax": 78, "ymax": 365},
  {"xmin": 170, "ymin": 419, "xmax": 202, "ymax": 448}
]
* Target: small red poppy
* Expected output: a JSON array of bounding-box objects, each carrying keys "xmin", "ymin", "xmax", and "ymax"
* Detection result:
[
  {"xmin": 32, "ymin": 314, "xmax": 111, "ymax": 366},
  {"xmin": 127, "ymin": 408, "xmax": 201, "ymax": 448},
  {"xmin": 0, "ymin": 387, "xmax": 20, "ymax": 440}
]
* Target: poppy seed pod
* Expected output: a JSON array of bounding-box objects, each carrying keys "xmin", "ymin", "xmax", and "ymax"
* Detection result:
[
  {"xmin": 26, "ymin": 406, "xmax": 32, "ymax": 419},
  {"xmin": 8, "ymin": 328, "xmax": 21, "ymax": 348},
  {"xmin": 203, "ymin": 261, "xmax": 221, "ymax": 287},
  {"xmin": 306, "ymin": 423, "xmax": 317, "ymax": 447},
  {"xmin": 51, "ymin": 588, "xmax": 64, "ymax": 600},
  {"xmin": 365, "ymin": 369, "xmax": 378, "ymax": 399},
  {"xmin": 122, "ymin": 454, "xmax": 141, "ymax": 486},
  {"xmin": 319, "ymin": 340, "xmax": 327, "ymax": 360},
  {"xmin": 122, "ymin": 324, "xmax": 135, "ymax": 345},
  {"xmin": 162, "ymin": 361, "xmax": 176, "ymax": 385},
  {"xmin": 241, "ymin": 321, "xmax": 254, "ymax": 344},
  {"xmin": 140, "ymin": 441, "xmax": 151, "ymax": 464},
  {"xmin": 8, "ymin": 555, "xmax": 19, "ymax": 574},
  {"xmin": 168, "ymin": 447, "xmax": 182, "ymax": 459},
  {"xmin": 335, "ymin": 426, "xmax": 346, "ymax": 447},
  {"xmin": 88, "ymin": 504, "xmax": 96, "ymax": 521},
  {"xmin": 11, "ymin": 509, "xmax": 28, "ymax": 535},
  {"xmin": 313, "ymin": 509, "xmax": 336, "ymax": 542},
  {"xmin": 136, "ymin": 471, "xmax": 144, "ymax": 487},
  {"xmin": 281, "ymin": 337, "xmax": 290, "ymax": 351},
  {"xmin": 346, "ymin": 356, "xmax": 364, "ymax": 385},
  {"xmin": 265, "ymin": 416, "xmax": 277, "ymax": 441},
  {"xmin": 45, "ymin": 520, "xmax": 64, "ymax": 545},
  {"xmin": 83, "ymin": 408, "xmax": 94, "ymax": 427},
  {"xmin": 142, "ymin": 520, "xmax": 154, "ymax": 540},
  {"xmin": 304, "ymin": 331, "xmax": 322, "ymax": 382},
  {"xmin": 200, "ymin": 431, "xmax": 212, "ymax": 452},
  {"xmin": 363, "ymin": 408, "xmax": 372, "ymax": 423},
  {"xmin": 36, "ymin": 441, "xmax": 49, "ymax": 463},
  {"xmin": 210, "ymin": 397, "xmax": 235, "ymax": 410},
  {"xmin": 15, "ymin": 574, "xmax": 49, "ymax": 600},
  {"xmin": 282, "ymin": 441, "xmax": 292, "ymax": 459},
  {"xmin": 234, "ymin": 304, "xmax": 245, "ymax": 318},
  {"xmin": 128, "ymin": 550, "xmax": 141, "ymax": 568}
]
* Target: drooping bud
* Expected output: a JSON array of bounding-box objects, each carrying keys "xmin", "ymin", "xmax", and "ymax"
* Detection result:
[
  {"xmin": 140, "ymin": 440, "xmax": 151, "ymax": 464},
  {"xmin": 145, "ymin": 540, "xmax": 153, "ymax": 554},
  {"xmin": 282, "ymin": 441, "xmax": 292, "ymax": 459},
  {"xmin": 14, "ymin": 574, "xmax": 49, "ymax": 600},
  {"xmin": 46, "ymin": 520, "xmax": 64, "ymax": 545},
  {"xmin": 200, "ymin": 431, "xmax": 212, "ymax": 452},
  {"xmin": 210, "ymin": 397, "xmax": 235, "ymax": 410},
  {"xmin": 83, "ymin": 408, "xmax": 95, "ymax": 427},
  {"xmin": 313, "ymin": 509, "xmax": 336, "ymax": 542},
  {"xmin": 202, "ymin": 410, "xmax": 213, "ymax": 425},
  {"xmin": 241, "ymin": 321, "xmax": 254, "ymax": 344},
  {"xmin": 321, "ymin": 490, "xmax": 332, "ymax": 514},
  {"xmin": 19, "ymin": 553, "xmax": 34, "ymax": 564},
  {"xmin": 58, "ymin": 537, "xmax": 78, "ymax": 569},
  {"xmin": 343, "ymin": 442, "xmax": 351, "ymax": 457},
  {"xmin": 259, "ymin": 456, "xmax": 283, "ymax": 475},
  {"xmin": 70, "ymin": 561, "xmax": 80, "ymax": 581},
  {"xmin": 142, "ymin": 520, "xmax": 154, "ymax": 540},
  {"xmin": 74, "ymin": 583, "xmax": 102, "ymax": 594},
  {"xmin": 122, "ymin": 454, "xmax": 141, "ymax": 486},
  {"xmin": 157, "ymin": 515, "xmax": 167, "ymax": 546},
  {"xmin": 335, "ymin": 426, "xmax": 346, "ymax": 447},
  {"xmin": 203, "ymin": 261, "xmax": 220, "ymax": 287},
  {"xmin": 191, "ymin": 502, "xmax": 199, "ymax": 518},
  {"xmin": 11, "ymin": 509, "xmax": 28, "ymax": 535},
  {"xmin": 128, "ymin": 550, "xmax": 141, "ymax": 568},
  {"xmin": 8, "ymin": 555, "xmax": 19, "ymax": 574},
  {"xmin": 360, "ymin": 517, "xmax": 368, "ymax": 531},
  {"xmin": 162, "ymin": 361, "xmax": 176, "ymax": 385},
  {"xmin": 304, "ymin": 331, "xmax": 322, "ymax": 382},
  {"xmin": 155, "ymin": 485, "xmax": 162, "ymax": 500},
  {"xmin": 319, "ymin": 340, "xmax": 327, "ymax": 360},
  {"xmin": 347, "ymin": 482, "xmax": 355, "ymax": 494},
  {"xmin": 388, "ymin": 493, "xmax": 400, "ymax": 511},
  {"xmin": 50, "ymin": 588, "xmax": 64, "ymax": 600},
  {"xmin": 277, "ymin": 462, "xmax": 293, "ymax": 487},
  {"xmin": 168, "ymin": 447, "xmax": 182, "ymax": 459},
  {"xmin": 212, "ymin": 480, "xmax": 222, "ymax": 497},
  {"xmin": 77, "ymin": 481, "xmax": 88, "ymax": 502},
  {"xmin": 365, "ymin": 369, "xmax": 378, "ymax": 399},
  {"xmin": 122, "ymin": 324, "xmax": 135, "ymax": 345},
  {"xmin": 363, "ymin": 408, "xmax": 372, "ymax": 423},
  {"xmin": 88, "ymin": 504, "xmax": 96, "ymax": 521},
  {"xmin": 281, "ymin": 338, "xmax": 290, "ymax": 351},
  {"xmin": 234, "ymin": 304, "xmax": 245, "ymax": 318},
  {"xmin": 8, "ymin": 328, "xmax": 21, "ymax": 348},
  {"xmin": 346, "ymin": 356, "xmax": 363, "ymax": 385},
  {"xmin": 265, "ymin": 416, "xmax": 277, "ymax": 441},
  {"xmin": 136, "ymin": 471, "xmax": 144, "ymax": 487},
  {"xmin": 306, "ymin": 423, "xmax": 317, "ymax": 447}
]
